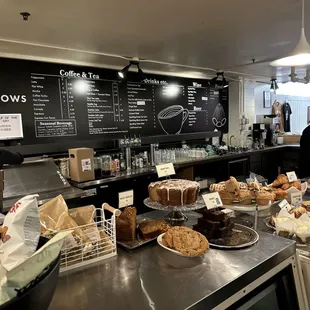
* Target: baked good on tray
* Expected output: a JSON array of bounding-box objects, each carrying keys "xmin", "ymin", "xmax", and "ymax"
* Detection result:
[
  {"xmin": 289, "ymin": 206, "xmax": 307, "ymax": 219},
  {"xmin": 273, "ymin": 188, "xmax": 288, "ymax": 200},
  {"xmin": 162, "ymin": 226, "xmax": 209, "ymax": 256},
  {"xmin": 255, "ymin": 191, "xmax": 275, "ymax": 205},
  {"xmin": 218, "ymin": 190, "xmax": 235, "ymax": 205},
  {"xmin": 225, "ymin": 177, "xmax": 239, "ymax": 195},
  {"xmin": 194, "ymin": 209, "xmax": 234, "ymax": 239},
  {"xmin": 148, "ymin": 179, "xmax": 200, "ymax": 206},
  {"xmin": 272, "ymin": 174, "xmax": 289, "ymax": 187},
  {"xmin": 116, "ymin": 207, "xmax": 137, "ymax": 241},
  {"xmin": 281, "ymin": 180, "xmax": 301, "ymax": 191},
  {"xmin": 139, "ymin": 220, "xmax": 169, "ymax": 239},
  {"xmin": 238, "ymin": 189, "xmax": 254, "ymax": 205}
]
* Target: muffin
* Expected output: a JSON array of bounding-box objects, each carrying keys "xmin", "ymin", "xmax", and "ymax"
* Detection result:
[
  {"xmin": 238, "ymin": 189, "xmax": 254, "ymax": 205},
  {"xmin": 255, "ymin": 191, "xmax": 275, "ymax": 205},
  {"xmin": 218, "ymin": 190, "xmax": 235, "ymax": 205}
]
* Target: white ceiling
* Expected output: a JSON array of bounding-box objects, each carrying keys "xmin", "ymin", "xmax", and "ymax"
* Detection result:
[{"xmin": 0, "ymin": 0, "xmax": 309, "ymax": 82}]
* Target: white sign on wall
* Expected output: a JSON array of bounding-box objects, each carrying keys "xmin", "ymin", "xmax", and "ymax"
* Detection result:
[{"xmin": 0, "ymin": 114, "xmax": 23, "ymax": 140}]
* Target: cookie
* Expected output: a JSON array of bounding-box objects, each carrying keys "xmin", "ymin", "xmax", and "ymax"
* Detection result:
[{"xmin": 163, "ymin": 226, "xmax": 209, "ymax": 257}]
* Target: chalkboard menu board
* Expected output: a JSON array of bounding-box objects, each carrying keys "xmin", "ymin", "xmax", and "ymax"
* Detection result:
[{"xmin": 0, "ymin": 58, "xmax": 228, "ymax": 146}]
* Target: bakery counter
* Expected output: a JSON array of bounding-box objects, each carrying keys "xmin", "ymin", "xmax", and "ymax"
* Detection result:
[{"xmin": 49, "ymin": 211, "xmax": 296, "ymax": 310}]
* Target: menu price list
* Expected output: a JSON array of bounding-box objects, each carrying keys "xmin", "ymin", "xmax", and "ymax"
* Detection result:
[{"xmin": 35, "ymin": 120, "xmax": 77, "ymax": 137}]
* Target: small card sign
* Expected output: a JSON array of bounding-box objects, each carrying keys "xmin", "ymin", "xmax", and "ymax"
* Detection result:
[
  {"xmin": 0, "ymin": 114, "xmax": 23, "ymax": 140},
  {"xmin": 119, "ymin": 190, "xmax": 134, "ymax": 208},
  {"xmin": 202, "ymin": 192, "xmax": 223, "ymax": 210},
  {"xmin": 286, "ymin": 171, "xmax": 298, "ymax": 182},
  {"xmin": 291, "ymin": 192, "xmax": 302, "ymax": 207},
  {"xmin": 156, "ymin": 163, "xmax": 175, "ymax": 178},
  {"xmin": 279, "ymin": 199, "xmax": 292, "ymax": 211}
]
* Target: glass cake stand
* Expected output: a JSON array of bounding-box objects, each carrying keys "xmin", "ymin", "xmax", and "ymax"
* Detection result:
[{"xmin": 143, "ymin": 197, "xmax": 205, "ymax": 225}]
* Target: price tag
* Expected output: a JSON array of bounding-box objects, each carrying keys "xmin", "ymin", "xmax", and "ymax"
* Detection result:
[
  {"xmin": 202, "ymin": 192, "xmax": 223, "ymax": 210},
  {"xmin": 279, "ymin": 199, "xmax": 292, "ymax": 211},
  {"xmin": 290, "ymin": 192, "xmax": 302, "ymax": 207},
  {"xmin": 156, "ymin": 163, "xmax": 175, "ymax": 178},
  {"xmin": 286, "ymin": 171, "xmax": 298, "ymax": 182},
  {"xmin": 81, "ymin": 158, "xmax": 91, "ymax": 171},
  {"xmin": 118, "ymin": 190, "xmax": 134, "ymax": 208}
]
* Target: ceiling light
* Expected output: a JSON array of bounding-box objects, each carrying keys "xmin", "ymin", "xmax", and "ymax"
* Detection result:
[
  {"xmin": 118, "ymin": 63, "xmax": 132, "ymax": 79},
  {"xmin": 270, "ymin": 78, "xmax": 279, "ymax": 92},
  {"xmin": 270, "ymin": 0, "xmax": 310, "ymax": 67},
  {"xmin": 270, "ymin": 80, "xmax": 275, "ymax": 92}
]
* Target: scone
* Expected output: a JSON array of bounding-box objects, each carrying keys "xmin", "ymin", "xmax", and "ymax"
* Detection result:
[
  {"xmin": 225, "ymin": 177, "xmax": 240, "ymax": 195},
  {"xmin": 255, "ymin": 191, "xmax": 275, "ymax": 205},
  {"xmin": 162, "ymin": 226, "xmax": 209, "ymax": 257},
  {"xmin": 209, "ymin": 183, "xmax": 226, "ymax": 192}
]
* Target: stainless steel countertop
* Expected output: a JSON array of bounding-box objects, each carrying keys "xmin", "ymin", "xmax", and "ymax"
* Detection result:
[{"xmin": 49, "ymin": 211, "xmax": 295, "ymax": 310}]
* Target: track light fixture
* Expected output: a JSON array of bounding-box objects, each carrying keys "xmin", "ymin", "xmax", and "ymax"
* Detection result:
[
  {"xmin": 210, "ymin": 72, "xmax": 229, "ymax": 89},
  {"xmin": 270, "ymin": 78, "xmax": 279, "ymax": 92},
  {"xmin": 118, "ymin": 61, "xmax": 146, "ymax": 80}
]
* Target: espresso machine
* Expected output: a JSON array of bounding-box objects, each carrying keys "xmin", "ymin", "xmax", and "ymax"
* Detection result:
[
  {"xmin": 252, "ymin": 123, "xmax": 266, "ymax": 149},
  {"xmin": 256, "ymin": 115, "xmax": 277, "ymax": 146}
]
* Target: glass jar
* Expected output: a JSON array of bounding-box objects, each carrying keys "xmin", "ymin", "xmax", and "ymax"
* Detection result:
[
  {"xmin": 101, "ymin": 155, "xmax": 112, "ymax": 177},
  {"xmin": 94, "ymin": 156, "xmax": 102, "ymax": 179}
]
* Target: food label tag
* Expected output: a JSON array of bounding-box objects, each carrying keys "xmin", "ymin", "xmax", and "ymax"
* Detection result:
[
  {"xmin": 202, "ymin": 192, "xmax": 223, "ymax": 209},
  {"xmin": 279, "ymin": 199, "xmax": 292, "ymax": 211},
  {"xmin": 119, "ymin": 190, "xmax": 134, "ymax": 208},
  {"xmin": 290, "ymin": 192, "xmax": 302, "ymax": 207},
  {"xmin": 81, "ymin": 158, "xmax": 91, "ymax": 171},
  {"xmin": 286, "ymin": 171, "xmax": 297, "ymax": 182},
  {"xmin": 156, "ymin": 163, "xmax": 175, "ymax": 178}
]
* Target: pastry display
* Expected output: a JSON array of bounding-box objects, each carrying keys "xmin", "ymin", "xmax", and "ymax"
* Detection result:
[
  {"xmin": 193, "ymin": 209, "xmax": 234, "ymax": 239},
  {"xmin": 138, "ymin": 220, "xmax": 169, "ymax": 240},
  {"xmin": 116, "ymin": 207, "xmax": 137, "ymax": 241},
  {"xmin": 148, "ymin": 179, "xmax": 200, "ymax": 206},
  {"xmin": 162, "ymin": 226, "xmax": 209, "ymax": 257}
]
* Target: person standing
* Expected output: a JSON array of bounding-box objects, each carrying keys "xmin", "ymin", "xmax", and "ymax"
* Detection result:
[{"xmin": 299, "ymin": 123, "xmax": 310, "ymax": 177}]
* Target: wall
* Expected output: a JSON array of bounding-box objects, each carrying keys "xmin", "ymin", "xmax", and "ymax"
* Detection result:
[
  {"xmin": 255, "ymin": 83, "xmax": 273, "ymax": 118},
  {"xmin": 244, "ymin": 79, "xmax": 256, "ymax": 125}
]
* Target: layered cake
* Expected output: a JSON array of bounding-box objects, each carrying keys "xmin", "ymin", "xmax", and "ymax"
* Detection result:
[
  {"xmin": 148, "ymin": 179, "xmax": 200, "ymax": 206},
  {"xmin": 193, "ymin": 209, "xmax": 234, "ymax": 239}
]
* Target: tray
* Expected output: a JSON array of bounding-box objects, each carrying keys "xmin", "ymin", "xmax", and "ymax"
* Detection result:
[
  {"xmin": 208, "ymin": 224, "xmax": 259, "ymax": 249},
  {"xmin": 263, "ymin": 216, "xmax": 276, "ymax": 230},
  {"xmin": 116, "ymin": 217, "xmax": 166, "ymax": 250}
]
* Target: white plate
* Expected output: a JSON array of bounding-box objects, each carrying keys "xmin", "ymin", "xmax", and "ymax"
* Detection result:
[{"xmin": 157, "ymin": 233, "xmax": 187, "ymax": 257}]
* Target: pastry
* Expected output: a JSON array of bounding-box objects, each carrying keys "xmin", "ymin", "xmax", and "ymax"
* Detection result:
[
  {"xmin": 225, "ymin": 177, "xmax": 239, "ymax": 195},
  {"xmin": 218, "ymin": 190, "xmax": 235, "ymax": 205},
  {"xmin": 273, "ymin": 188, "xmax": 288, "ymax": 200},
  {"xmin": 162, "ymin": 226, "xmax": 209, "ymax": 257},
  {"xmin": 248, "ymin": 182, "xmax": 262, "ymax": 191},
  {"xmin": 302, "ymin": 201, "xmax": 310, "ymax": 211},
  {"xmin": 272, "ymin": 174, "xmax": 289, "ymax": 187},
  {"xmin": 255, "ymin": 191, "xmax": 275, "ymax": 205},
  {"xmin": 116, "ymin": 207, "xmax": 137, "ymax": 241},
  {"xmin": 289, "ymin": 206, "xmax": 306, "ymax": 219},
  {"xmin": 209, "ymin": 183, "xmax": 226, "ymax": 192},
  {"xmin": 148, "ymin": 179, "xmax": 200, "ymax": 206},
  {"xmin": 238, "ymin": 182, "xmax": 248, "ymax": 190},
  {"xmin": 201, "ymin": 209, "xmax": 226, "ymax": 221},
  {"xmin": 197, "ymin": 217, "xmax": 231, "ymax": 230},
  {"xmin": 138, "ymin": 220, "xmax": 169, "ymax": 239},
  {"xmin": 238, "ymin": 189, "xmax": 254, "ymax": 205}
]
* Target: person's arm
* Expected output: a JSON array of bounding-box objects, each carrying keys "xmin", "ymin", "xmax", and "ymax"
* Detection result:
[{"xmin": 0, "ymin": 149, "xmax": 24, "ymax": 166}]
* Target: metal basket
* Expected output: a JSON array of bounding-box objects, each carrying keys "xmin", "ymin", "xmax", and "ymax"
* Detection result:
[{"xmin": 45, "ymin": 203, "xmax": 119, "ymax": 273}]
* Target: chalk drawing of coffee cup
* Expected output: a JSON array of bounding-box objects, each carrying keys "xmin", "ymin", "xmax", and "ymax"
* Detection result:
[{"xmin": 158, "ymin": 105, "xmax": 189, "ymax": 135}]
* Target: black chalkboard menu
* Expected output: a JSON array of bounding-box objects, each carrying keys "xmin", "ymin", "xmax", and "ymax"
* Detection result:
[{"xmin": 0, "ymin": 58, "xmax": 228, "ymax": 146}]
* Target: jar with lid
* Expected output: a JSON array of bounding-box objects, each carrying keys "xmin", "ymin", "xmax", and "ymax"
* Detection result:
[
  {"xmin": 94, "ymin": 156, "xmax": 102, "ymax": 179},
  {"xmin": 101, "ymin": 155, "xmax": 112, "ymax": 177}
]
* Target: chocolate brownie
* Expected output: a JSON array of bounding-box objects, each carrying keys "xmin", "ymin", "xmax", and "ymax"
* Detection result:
[{"xmin": 201, "ymin": 209, "xmax": 226, "ymax": 221}]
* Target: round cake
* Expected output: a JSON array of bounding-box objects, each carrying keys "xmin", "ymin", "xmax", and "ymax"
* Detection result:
[{"xmin": 148, "ymin": 179, "xmax": 200, "ymax": 206}]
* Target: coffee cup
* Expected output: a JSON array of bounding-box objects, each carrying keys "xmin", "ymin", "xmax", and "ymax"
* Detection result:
[{"xmin": 158, "ymin": 105, "xmax": 189, "ymax": 135}]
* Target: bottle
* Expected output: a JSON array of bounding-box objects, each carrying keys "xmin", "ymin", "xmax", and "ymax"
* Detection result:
[
  {"xmin": 120, "ymin": 153, "xmax": 126, "ymax": 171},
  {"xmin": 114, "ymin": 154, "xmax": 120, "ymax": 172}
]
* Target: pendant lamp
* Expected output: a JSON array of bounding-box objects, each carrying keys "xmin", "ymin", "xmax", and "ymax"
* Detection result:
[{"xmin": 270, "ymin": 0, "xmax": 310, "ymax": 66}]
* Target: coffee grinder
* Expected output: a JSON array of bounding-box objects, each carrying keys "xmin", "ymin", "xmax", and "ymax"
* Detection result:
[{"xmin": 252, "ymin": 123, "xmax": 266, "ymax": 149}]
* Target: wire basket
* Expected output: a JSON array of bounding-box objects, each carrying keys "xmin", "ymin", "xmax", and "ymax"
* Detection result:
[{"xmin": 44, "ymin": 203, "xmax": 119, "ymax": 273}]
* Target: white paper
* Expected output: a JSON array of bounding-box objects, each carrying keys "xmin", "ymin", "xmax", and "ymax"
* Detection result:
[
  {"xmin": 202, "ymin": 192, "xmax": 223, "ymax": 209},
  {"xmin": 279, "ymin": 199, "xmax": 292, "ymax": 211},
  {"xmin": 119, "ymin": 190, "xmax": 134, "ymax": 208},
  {"xmin": 81, "ymin": 158, "xmax": 91, "ymax": 171},
  {"xmin": 286, "ymin": 171, "xmax": 298, "ymax": 182},
  {"xmin": 291, "ymin": 192, "xmax": 302, "ymax": 206},
  {"xmin": 0, "ymin": 114, "xmax": 23, "ymax": 140},
  {"xmin": 156, "ymin": 163, "xmax": 175, "ymax": 178}
]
